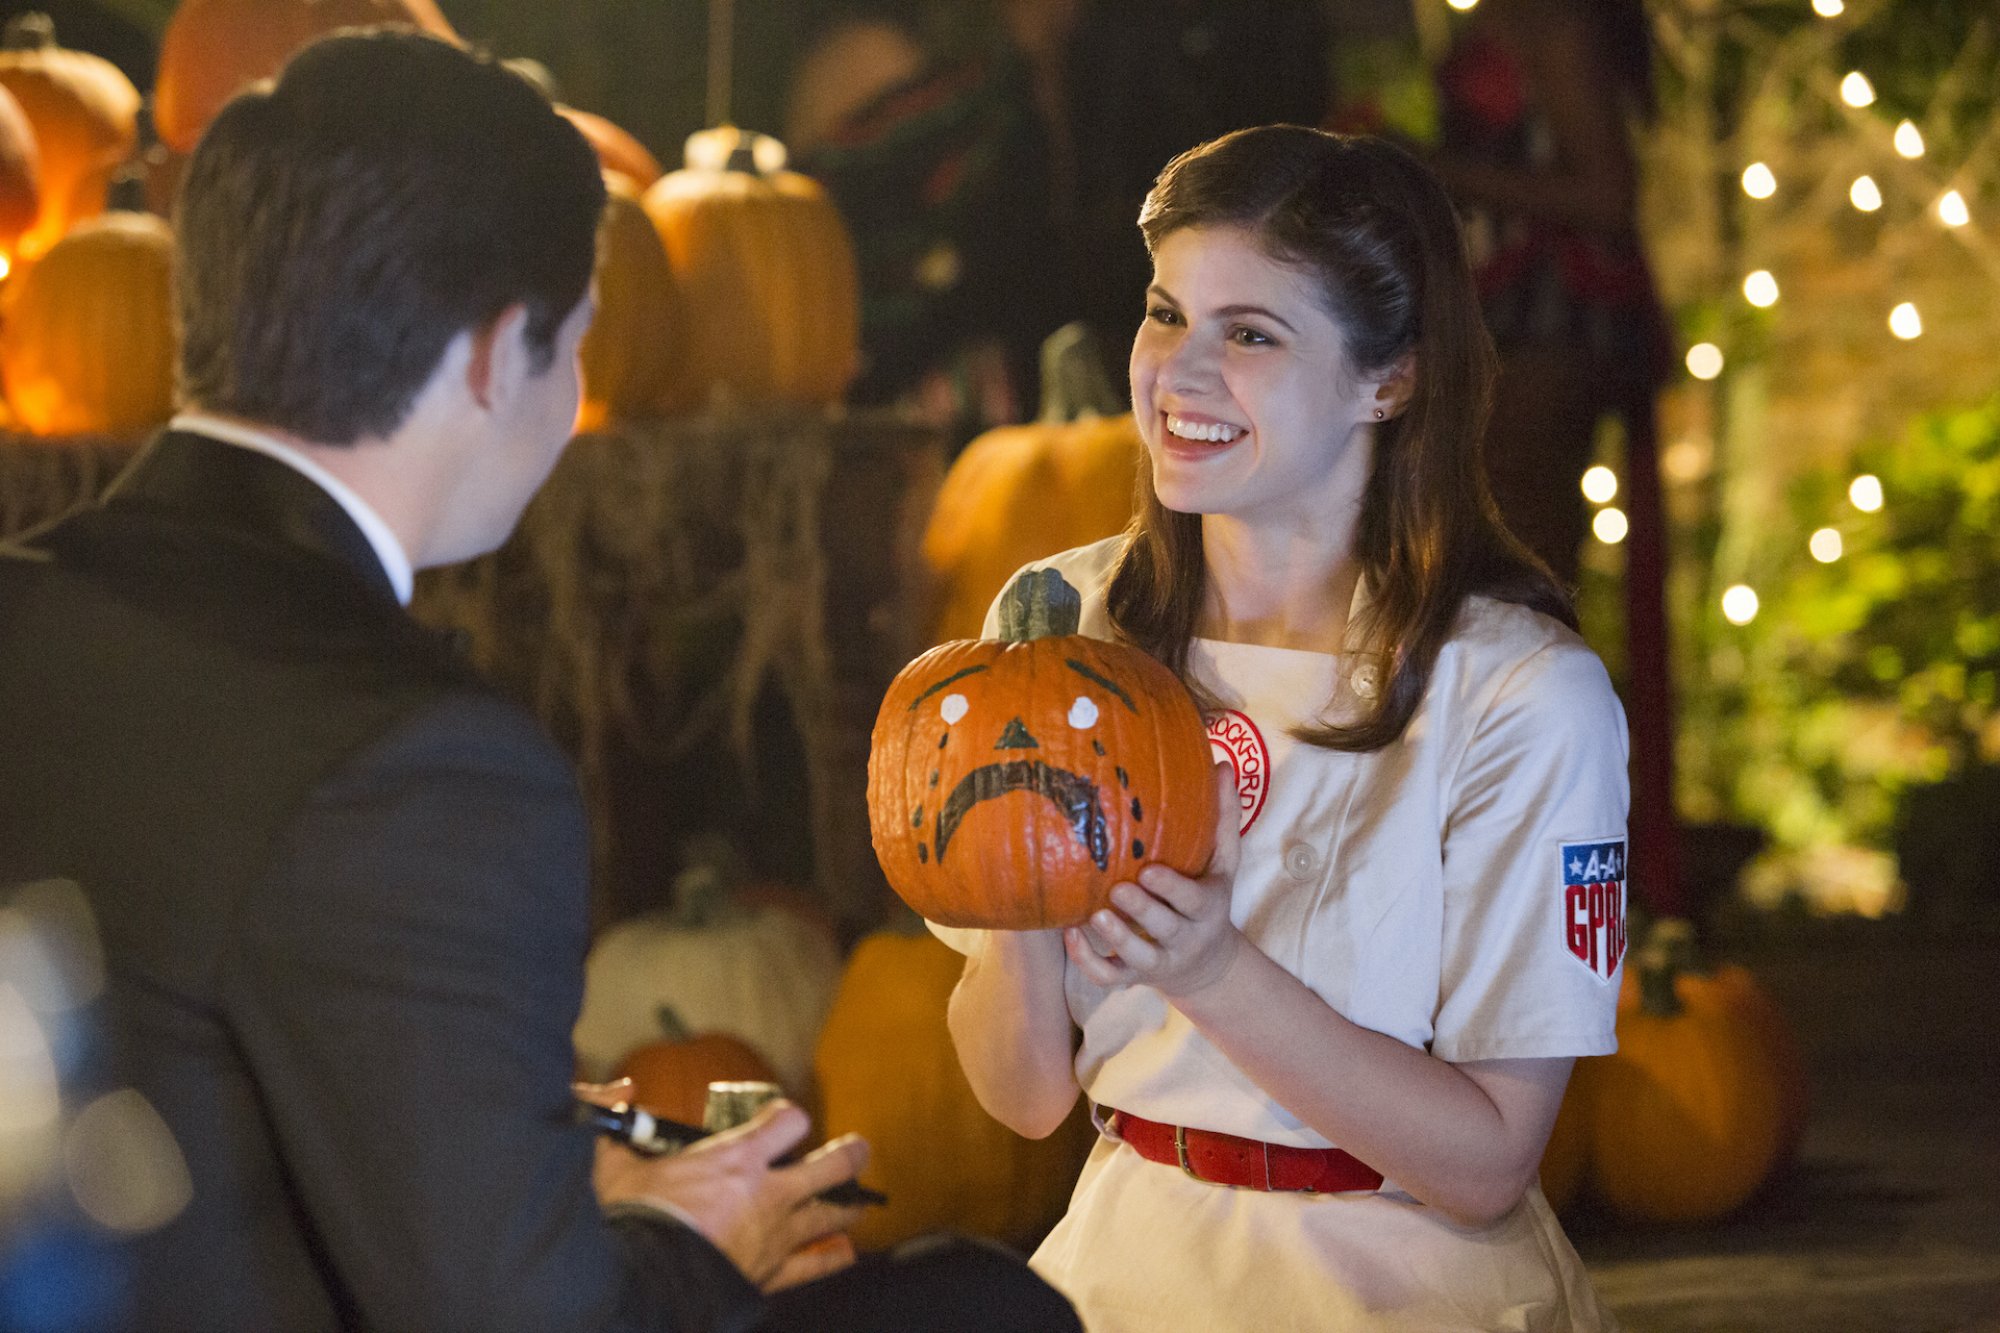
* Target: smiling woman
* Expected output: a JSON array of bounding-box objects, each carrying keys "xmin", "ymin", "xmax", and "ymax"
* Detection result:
[{"xmin": 867, "ymin": 566, "xmax": 1216, "ymax": 930}]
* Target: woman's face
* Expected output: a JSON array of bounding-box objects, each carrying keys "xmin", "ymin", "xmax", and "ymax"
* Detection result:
[{"xmin": 1130, "ymin": 224, "xmax": 1384, "ymax": 531}]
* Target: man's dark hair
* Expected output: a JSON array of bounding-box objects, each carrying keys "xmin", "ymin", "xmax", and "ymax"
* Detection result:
[{"xmin": 174, "ymin": 28, "xmax": 606, "ymax": 444}]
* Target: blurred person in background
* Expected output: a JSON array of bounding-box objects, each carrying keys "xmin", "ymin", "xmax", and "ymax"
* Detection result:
[{"xmin": 1431, "ymin": 0, "xmax": 1670, "ymax": 588}]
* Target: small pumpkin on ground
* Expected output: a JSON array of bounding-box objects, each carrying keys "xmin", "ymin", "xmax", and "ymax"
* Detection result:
[
  {"xmin": 576, "ymin": 173, "xmax": 678, "ymax": 433},
  {"xmin": 0, "ymin": 14, "xmax": 139, "ymax": 259},
  {"xmin": 572, "ymin": 838, "xmax": 841, "ymax": 1098},
  {"xmin": 921, "ymin": 322, "xmax": 1144, "ymax": 644},
  {"xmin": 868, "ymin": 566, "xmax": 1217, "ymax": 930},
  {"xmin": 612, "ymin": 1005, "xmax": 779, "ymax": 1130},
  {"xmin": 152, "ymin": 0, "xmax": 459, "ymax": 156},
  {"xmin": 1586, "ymin": 935, "xmax": 1787, "ymax": 1225},
  {"xmin": 642, "ymin": 125, "xmax": 859, "ymax": 413},
  {"xmin": 813, "ymin": 928, "xmax": 1096, "ymax": 1250},
  {"xmin": 0, "ymin": 210, "xmax": 174, "ymax": 438},
  {"xmin": 1621, "ymin": 917, "xmax": 1812, "ymax": 1175}
]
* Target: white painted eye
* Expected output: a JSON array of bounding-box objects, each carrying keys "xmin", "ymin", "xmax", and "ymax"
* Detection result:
[
  {"xmin": 1067, "ymin": 696, "xmax": 1099, "ymax": 729},
  {"xmin": 940, "ymin": 693, "xmax": 969, "ymax": 725}
]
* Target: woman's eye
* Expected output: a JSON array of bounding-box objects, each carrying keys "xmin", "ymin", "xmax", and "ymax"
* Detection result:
[
  {"xmin": 1146, "ymin": 305, "xmax": 1182, "ymax": 326},
  {"xmin": 1229, "ymin": 325, "xmax": 1273, "ymax": 346}
]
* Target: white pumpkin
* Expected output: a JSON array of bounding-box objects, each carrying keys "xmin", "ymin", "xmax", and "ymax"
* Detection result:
[{"xmin": 573, "ymin": 856, "xmax": 841, "ymax": 1098}]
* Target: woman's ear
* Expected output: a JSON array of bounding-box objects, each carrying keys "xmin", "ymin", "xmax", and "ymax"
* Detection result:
[{"xmin": 1372, "ymin": 354, "xmax": 1417, "ymax": 421}]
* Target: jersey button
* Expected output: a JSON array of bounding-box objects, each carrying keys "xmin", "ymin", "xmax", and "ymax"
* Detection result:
[
  {"xmin": 1349, "ymin": 663, "xmax": 1382, "ymax": 700},
  {"xmin": 1282, "ymin": 841, "xmax": 1320, "ymax": 880}
]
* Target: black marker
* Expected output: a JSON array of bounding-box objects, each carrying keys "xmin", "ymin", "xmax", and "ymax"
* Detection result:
[{"xmin": 575, "ymin": 1099, "xmax": 888, "ymax": 1207}]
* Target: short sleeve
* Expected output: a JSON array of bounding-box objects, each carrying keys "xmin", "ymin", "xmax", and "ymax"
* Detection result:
[{"xmin": 1431, "ymin": 641, "xmax": 1629, "ymax": 1062}]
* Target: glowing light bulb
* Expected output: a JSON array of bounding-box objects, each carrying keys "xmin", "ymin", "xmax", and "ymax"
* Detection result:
[
  {"xmin": 1446, "ymin": 0, "xmax": 1479, "ymax": 10},
  {"xmin": 1850, "ymin": 175, "xmax": 1883, "ymax": 212},
  {"xmin": 1841, "ymin": 72, "xmax": 1876, "ymax": 107},
  {"xmin": 1889, "ymin": 302, "xmax": 1923, "ymax": 339},
  {"xmin": 1741, "ymin": 163, "xmax": 1777, "ymax": 199},
  {"xmin": 1938, "ymin": 190, "xmax": 1970, "ymax": 227},
  {"xmin": 1686, "ymin": 343, "xmax": 1725, "ymax": 381},
  {"xmin": 1722, "ymin": 585, "xmax": 1761, "ymax": 626},
  {"xmin": 1849, "ymin": 474, "xmax": 1884, "ymax": 512},
  {"xmin": 1593, "ymin": 508, "xmax": 1630, "ymax": 545},
  {"xmin": 1813, "ymin": 0, "xmax": 1844, "ymax": 14},
  {"xmin": 1894, "ymin": 121, "xmax": 1925, "ymax": 159},
  {"xmin": 1580, "ymin": 466, "xmax": 1619, "ymax": 505},
  {"xmin": 1743, "ymin": 270, "xmax": 1781, "ymax": 307},
  {"xmin": 1809, "ymin": 528, "xmax": 1844, "ymax": 563}
]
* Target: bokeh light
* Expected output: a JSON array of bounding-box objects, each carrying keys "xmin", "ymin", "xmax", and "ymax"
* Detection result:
[
  {"xmin": 1722, "ymin": 585, "xmax": 1761, "ymax": 625},
  {"xmin": 1743, "ymin": 270, "xmax": 1781, "ymax": 307},
  {"xmin": 1593, "ymin": 507, "xmax": 1629, "ymax": 545},
  {"xmin": 1581, "ymin": 466, "xmax": 1619, "ymax": 504},
  {"xmin": 1810, "ymin": 528, "xmax": 1845, "ymax": 563},
  {"xmin": 1889, "ymin": 303, "xmax": 1923, "ymax": 339},
  {"xmin": 1840, "ymin": 71, "xmax": 1876, "ymax": 107},
  {"xmin": 1686, "ymin": 343, "xmax": 1725, "ymax": 380},
  {"xmin": 1849, "ymin": 175, "xmax": 1883, "ymax": 212},
  {"xmin": 1849, "ymin": 474, "xmax": 1885, "ymax": 512},
  {"xmin": 1893, "ymin": 121, "xmax": 1926, "ymax": 159},
  {"xmin": 1741, "ymin": 163, "xmax": 1777, "ymax": 199}
]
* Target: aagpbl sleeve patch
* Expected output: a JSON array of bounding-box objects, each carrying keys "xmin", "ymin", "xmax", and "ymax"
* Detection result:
[{"xmin": 1560, "ymin": 838, "xmax": 1628, "ymax": 983}]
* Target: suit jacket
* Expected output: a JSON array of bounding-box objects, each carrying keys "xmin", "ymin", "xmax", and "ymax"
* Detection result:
[{"xmin": 0, "ymin": 432, "xmax": 762, "ymax": 1332}]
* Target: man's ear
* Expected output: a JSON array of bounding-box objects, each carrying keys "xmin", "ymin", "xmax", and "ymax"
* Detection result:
[
  {"xmin": 462, "ymin": 304, "xmax": 532, "ymax": 412},
  {"xmin": 1372, "ymin": 354, "xmax": 1417, "ymax": 421}
]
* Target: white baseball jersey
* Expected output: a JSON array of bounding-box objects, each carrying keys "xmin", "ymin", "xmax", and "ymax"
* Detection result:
[{"xmin": 934, "ymin": 538, "xmax": 1627, "ymax": 1332}]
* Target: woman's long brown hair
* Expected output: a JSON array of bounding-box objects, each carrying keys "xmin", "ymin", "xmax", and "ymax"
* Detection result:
[{"xmin": 1106, "ymin": 125, "xmax": 1575, "ymax": 752}]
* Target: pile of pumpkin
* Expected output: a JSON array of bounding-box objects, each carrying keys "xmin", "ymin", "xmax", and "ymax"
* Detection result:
[
  {"xmin": 1538, "ymin": 917, "xmax": 1811, "ymax": 1225},
  {"xmin": 572, "ymin": 843, "xmax": 1095, "ymax": 1251},
  {"xmin": 0, "ymin": 0, "xmax": 863, "ymax": 443}
]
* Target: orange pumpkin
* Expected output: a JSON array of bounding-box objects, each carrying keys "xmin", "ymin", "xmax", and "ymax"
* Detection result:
[
  {"xmin": 813, "ymin": 929, "xmax": 1096, "ymax": 1250},
  {"xmin": 0, "ymin": 14, "xmax": 139, "ymax": 259},
  {"xmin": 868, "ymin": 566, "xmax": 1217, "ymax": 930},
  {"xmin": 0, "ymin": 210, "xmax": 174, "ymax": 438},
  {"xmin": 642, "ymin": 126, "xmax": 859, "ymax": 413},
  {"xmin": 922, "ymin": 323, "xmax": 1143, "ymax": 644},
  {"xmin": 152, "ymin": 0, "xmax": 460, "ymax": 156},
  {"xmin": 1587, "ymin": 943, "xmax": 1786, "ymax": 1224},
  {"xmin": 612, "ymin": 1006, "xmax": 780, "ymax": 1130},
  {"xmin": 576, "ymin": 173, "xmax": 678, "ymax": 432},
  {"xmin": 0, "ymin": 82, "xmax": 38, "ymax": 261},
  {"xmin": 560, "ymin": 107, "xmax": 664, "ymax": 191},
  {"xmin": 1620, "ymin": 919, "xmax": 1812, "ymax": 1175}
]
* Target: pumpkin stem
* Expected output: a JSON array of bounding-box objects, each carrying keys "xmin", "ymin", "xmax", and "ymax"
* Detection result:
[
  {"xmin": 654, "ymin": 1004, "xmax": 693, "ymax": 1044},
  {"xmin": 2, "ymin": 13, "xmax": 55, "ymax": 50},
  {"xmin": 1038, "ymin": 322, "xmax": 1122, "ymax": 423},
  {"xmin": 1634, "ymin": 944, "xmax": 1685, "ymax": 1019},
  {"xmin": 997, "ymin": 568, "xmax": 1083, "ymax": 642},
  {"xmin": 671, "ymin": 833, "xmax": 749, "ymax": 927}
]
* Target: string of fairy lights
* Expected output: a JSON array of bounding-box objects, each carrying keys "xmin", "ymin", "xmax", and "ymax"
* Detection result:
[{"xmin": 1442, "ymin": 0, "xmax": 1974, "ymax": 629}]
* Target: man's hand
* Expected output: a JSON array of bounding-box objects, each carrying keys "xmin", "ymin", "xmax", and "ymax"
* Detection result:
[
  {"xmin": 1064, "ymin": 762, "xmax": 1247, "ymax": 999},
  {"xmin": 591, "ymin": 1097, "xmax": 871, "ymax": 1291}
]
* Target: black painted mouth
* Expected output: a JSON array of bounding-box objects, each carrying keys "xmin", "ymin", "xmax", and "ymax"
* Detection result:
[{"xmin": 935, "ymin": 761, "xmax": 1109, "ymax": 870}]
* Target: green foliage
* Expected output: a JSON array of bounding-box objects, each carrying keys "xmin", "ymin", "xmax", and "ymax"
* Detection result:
[{"xmin": 1680, "ymin": 396, "xmax": 2000, "ymax": 853}]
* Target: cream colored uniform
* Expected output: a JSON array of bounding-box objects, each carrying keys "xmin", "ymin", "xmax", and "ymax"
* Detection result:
[{"xmin": 932, "ymin": 539, "xmax": 1628, "ymax": 1332}]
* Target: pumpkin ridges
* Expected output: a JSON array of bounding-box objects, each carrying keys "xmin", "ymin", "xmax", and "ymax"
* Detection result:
[
  {"xmin": 868, "ymin": 582, "xmax": 1216, "ymax": 930},
  {"xmin": 0, "ymin": 81, "xmax": 39, "ymax": 255},
  {"xmin": 0, "ymin": 210, "xmax": 174, "ymax": 438},
  {"xmin": 0, "ymin": 15, "xmax": 139, "ymax": 259},
  {"xmin": 643, "ymin": 152, "xmax": 859, "ymax": 413},
  {"xmin": 153, "ymin": 0, "xmax": 459, "ymax": 156},
  {"xmin": 1589, "ymin": 945, "xmax": 1787, "ymax": 1224},
  {"xmin": 576, "ymin": 174, "xmax": 678, "ymax": 433}
]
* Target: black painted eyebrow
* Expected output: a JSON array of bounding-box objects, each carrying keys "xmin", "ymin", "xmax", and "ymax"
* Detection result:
[
  {"xmin": 907, "ymin": 664, "xmax": 989, "ymax": 710},
  {"xmin": 1065, "ymin": 659, "xmax": 1136, "ymax": 713}
]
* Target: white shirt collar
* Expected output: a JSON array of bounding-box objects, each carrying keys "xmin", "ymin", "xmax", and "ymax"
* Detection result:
[{"xmin": 169, "ymin": 412, "xmax": 416, "ymax": 606}]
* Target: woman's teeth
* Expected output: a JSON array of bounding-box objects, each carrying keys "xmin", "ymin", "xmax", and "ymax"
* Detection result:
[{"xmin": 1166, "ymin": 415, "xmax": 1244, "ymax": 444}]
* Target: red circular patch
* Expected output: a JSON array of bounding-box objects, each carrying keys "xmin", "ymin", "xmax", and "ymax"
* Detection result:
[{"xmin": 1205, "ymin": 709, "xmax": 1270, "ymax": 835}]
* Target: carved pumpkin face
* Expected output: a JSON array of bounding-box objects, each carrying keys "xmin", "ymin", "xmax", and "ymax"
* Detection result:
[{"xmin": 868, "ymin": 569, "xmax": 1216, "ymax": 929}]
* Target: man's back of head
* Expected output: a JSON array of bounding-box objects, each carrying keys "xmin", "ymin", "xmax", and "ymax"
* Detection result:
[{"xmin": 173, "ymin": 28, "xmax": 605, "ymax": 448}]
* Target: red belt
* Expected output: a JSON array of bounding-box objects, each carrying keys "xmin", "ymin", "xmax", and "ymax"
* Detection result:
[{"xmin": 1106, "ymin": 1109, "xmax": 1383, "ymax": 1194}]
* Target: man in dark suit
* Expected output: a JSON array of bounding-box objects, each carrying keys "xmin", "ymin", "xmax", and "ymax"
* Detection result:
[{"xmin": 0, "ymin": 29, "xmax": 1077, "ymax": 1333}]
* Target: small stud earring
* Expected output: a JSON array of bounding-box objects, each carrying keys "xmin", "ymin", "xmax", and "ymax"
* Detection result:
[{"xmin": 1373, "ymin": 408, "xmax": 1385, "ymax": 420}]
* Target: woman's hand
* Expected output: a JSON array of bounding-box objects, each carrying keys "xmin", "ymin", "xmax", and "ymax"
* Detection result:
[{"xmin": 1064, "ymin": 762, "xmax": 1244, "ymax": 1000}]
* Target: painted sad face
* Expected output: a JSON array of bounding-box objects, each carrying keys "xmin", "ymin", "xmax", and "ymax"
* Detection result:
[{"xmin": 867, "ymin": 631, "xmax": 1217, "ymax": 930}]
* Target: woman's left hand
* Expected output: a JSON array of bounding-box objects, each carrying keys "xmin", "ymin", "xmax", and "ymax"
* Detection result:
[{"xmin": 1065, "ymin": 762, "xmax": 1245, "ymax": 999}]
